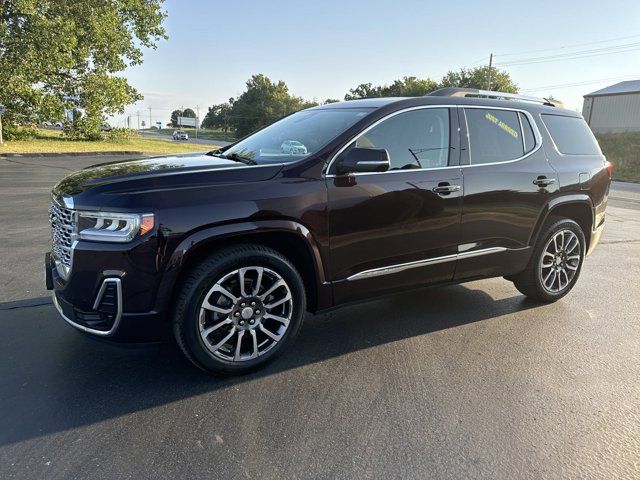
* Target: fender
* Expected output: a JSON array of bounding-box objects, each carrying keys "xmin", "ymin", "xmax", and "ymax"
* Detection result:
[
  {"xmin": 153, "ymin": 219, "xmax": 328, "ymax": 315},
  {"xmin": 528, "ymin": 193, "xmax": 594, "ymax": 247}
]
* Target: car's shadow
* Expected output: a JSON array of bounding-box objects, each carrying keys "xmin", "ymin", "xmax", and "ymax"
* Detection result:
[{"xmin": 0, "ymin": 283, "xmax": 540, "ymax": 446}]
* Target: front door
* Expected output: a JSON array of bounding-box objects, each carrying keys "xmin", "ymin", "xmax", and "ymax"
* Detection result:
[{"xmin": 326, "ymin": 106, "xmax": 463, "ymax": 304}]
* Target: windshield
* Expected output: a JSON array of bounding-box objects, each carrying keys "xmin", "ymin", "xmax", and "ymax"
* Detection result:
[{"xmin": 222, "ymin": 108, "xmax": 373, "ymax": 164}]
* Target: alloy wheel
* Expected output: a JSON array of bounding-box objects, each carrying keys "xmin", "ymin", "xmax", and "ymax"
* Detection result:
[
  {"xmin": 539, "ymin": 229, "xmax": 582, "ymax": 293},
  {"xmin": 198, "ymin": 266, "xmax": 293, "ymax": 362}
]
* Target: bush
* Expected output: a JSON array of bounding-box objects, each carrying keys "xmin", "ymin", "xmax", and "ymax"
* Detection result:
[
  {"xmin": 596, "ymin": 132, "xmax": 640, "ymax": 183},
  {"xmin": 2, "ymin": 123, "xmax": 38, "ymax": 140},
  {"xmin": 105, "ymin": 128, "xmax": 136, "ymax": 142},
  {"xmin": 62, "ymin": 116, "xmax": 102, "ymax": 141}
]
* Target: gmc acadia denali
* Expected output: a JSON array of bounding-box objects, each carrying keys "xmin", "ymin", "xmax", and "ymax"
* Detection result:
[{"xmin": 45, "ymin": 88, "xmax": 611, "ymax": 374}]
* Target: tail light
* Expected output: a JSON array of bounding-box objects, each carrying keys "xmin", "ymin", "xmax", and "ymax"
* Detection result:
[{"xmin": 605, "ymin": 160, "xmax": 613, "ymax": 178}]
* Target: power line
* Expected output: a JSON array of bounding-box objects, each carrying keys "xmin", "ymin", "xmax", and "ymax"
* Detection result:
[
  {"xmin": 495, "ymin": 33, "xmax": 640, "ymax": 57},
  {"xmin": 521, "ymin": 74, "xmax": 640, "ymax": 93},
  {"xmin": 496, "ymin": 42, "xmax": 640, "ymax": 66}
]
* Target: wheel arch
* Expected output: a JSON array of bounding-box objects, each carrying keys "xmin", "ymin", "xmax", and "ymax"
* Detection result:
[
  {"xmin": 156, "ymin": 220, "xmax": 329, "ymax": 316},
  {"xmin": 530, "ymin": 194, "xmax": 594, "ymax": 250}
]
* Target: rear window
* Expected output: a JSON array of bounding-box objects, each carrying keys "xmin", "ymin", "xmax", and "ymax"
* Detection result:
[
  {"xmin": 541, "ymin": 114, "xmax": 601, "ymax": 155},
  {"xmin": 465, "ymin": 108, "xmax": 524, "ymax": 164}
]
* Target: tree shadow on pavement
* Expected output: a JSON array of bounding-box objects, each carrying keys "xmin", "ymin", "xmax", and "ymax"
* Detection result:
[{"xmin": 0, "ymin": 283, "xmax": 540, "ymax": 446}]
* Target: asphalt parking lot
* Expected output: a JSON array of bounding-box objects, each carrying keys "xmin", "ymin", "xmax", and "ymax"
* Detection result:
[{"xmin": 1, "ymin": 155, "xmax": 639, "ymax": 479}]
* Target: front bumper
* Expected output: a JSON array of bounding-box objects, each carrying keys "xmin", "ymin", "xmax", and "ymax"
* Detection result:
[
  {"xmin": 45, "ymin": 245, "xmax": 169, "ymax": 342},
  {"xmin": 52, "ymin": 277, "xmax": 123, "ymax": 336}
]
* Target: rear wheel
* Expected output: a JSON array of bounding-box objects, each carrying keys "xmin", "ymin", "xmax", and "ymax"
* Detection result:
[
  {"xmin": 511, "ymin": 218, "xmax": 585, "ymax": 302},
  {"xmin": 173, "ymin": 244, "xmax": 306, "ymax": 374}
]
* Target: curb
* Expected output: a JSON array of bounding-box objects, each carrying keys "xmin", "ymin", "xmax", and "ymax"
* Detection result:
[
  {"xmin": 0, "ymin": 296, "xmax": 52, "ymax": 311},
  {"xmin": 0, "ymin": 151, "xmax": 145, "ymax": 158}
]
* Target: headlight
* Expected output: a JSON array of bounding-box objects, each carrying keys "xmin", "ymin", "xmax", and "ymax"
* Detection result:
[{"xmin": 77, "ymin": 212, "xmax": 155, "ymax": 243}]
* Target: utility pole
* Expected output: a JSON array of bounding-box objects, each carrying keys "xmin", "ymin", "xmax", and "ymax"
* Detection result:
[
  {"xmin": 148, "ymin": 106, "xmax": 152, "ymax": 130},
  {"xmin": 487, "ymin": 53, "xmax": 493, "ymax": 91},
  {"xmin": 137, "ymin": 111, "xmax": 140, "ymax": 130},
  {"xmin": 195, "ymin": 105, "xmax": 199, "ymax": 139}
]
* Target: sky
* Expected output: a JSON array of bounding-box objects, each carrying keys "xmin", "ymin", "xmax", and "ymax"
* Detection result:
[{"xmin": 111, "ymin": 0, "xmax": 640, "ymax": 128}]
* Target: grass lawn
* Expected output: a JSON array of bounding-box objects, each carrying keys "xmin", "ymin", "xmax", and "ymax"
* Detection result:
[
  {"xmin": 155, "ymin": 127, "xmax": 237, "ymax": 143},
  {"xmin": 596, "ymin": 132, "xmax": 640, "ymax": 183},
  {"xmin": 0, "ymin": 129, "xmax": 214, "ymax": 155}
]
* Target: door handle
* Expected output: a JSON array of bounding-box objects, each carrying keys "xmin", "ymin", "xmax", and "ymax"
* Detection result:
[
  {"xmin": 432, "ymin": 185, "xmax": 461, "ymax": 194},
  {"xmin": 533, "ymin": 177, "xmax": 556, "ymax": 186}
]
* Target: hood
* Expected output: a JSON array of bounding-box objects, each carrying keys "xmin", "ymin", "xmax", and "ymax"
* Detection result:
[{"xmin": 52, "ymin": 152, "xmax": 284, "ymax": 197}]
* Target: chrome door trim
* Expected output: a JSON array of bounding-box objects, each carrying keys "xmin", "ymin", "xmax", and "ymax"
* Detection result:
[
  {"xmin": 324, "ymin": 104, "xmax": 458, "ymax": 178},
  {"xmin": 346, "ymin": 247, "xmax": 507, "ymax": 281},
  {"xmin": 324, "ymin": 104, "xmax": 545, "ymax": 178},
  {"xmin": 459, "ymin": 105, "xmax": 544, "ymax": 168},
  {"xmin": 457, "ymin": 247, "xmax": 507, "ymax": 259}
]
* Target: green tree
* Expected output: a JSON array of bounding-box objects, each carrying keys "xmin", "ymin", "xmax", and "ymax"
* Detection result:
[
  {"xmin": 344, "ymin": 83, "xmax": 382, "ymax": 100},
  {"xmin": 169, "ymin": 109, "xmax": 183, "ymax": 127},
  {"xmin": 380, "ymin": 76, "xmax": 439, "ymax": 96},
  {"xmin": 439, "ymin": 66, "xmax": 518, "ymax": 93},
  {"xmin": 182, "ymin": 108, "xmax": 196, "ymax": 118},
  {"xmin": 230, "ymin": 74, "xmax": 317, "ymax": 137},
  {"xmin": 0, "ymin": 0, "xmax": 167, "ymax": 139},
  {"xmin": 201, "ymin": 102, "xmax": 234, "ymax": 131},
  {"xmin": 344, "ymin": 76, "xmax": 439, "ymax": 100}
]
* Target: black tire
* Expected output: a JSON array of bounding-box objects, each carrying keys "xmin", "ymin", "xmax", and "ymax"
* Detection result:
[
  {"xmin": 173, "ymin": 244, "xmax": 306, "ymax": 374},
  {"xmin": 511, "ymin": 217, "xmax": 586, "ymax": 302}
]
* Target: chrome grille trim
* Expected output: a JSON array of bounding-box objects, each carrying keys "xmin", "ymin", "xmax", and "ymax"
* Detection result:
[{"xmin": 49, "ymin": 199, "xmax": 77, "ymax": 278}]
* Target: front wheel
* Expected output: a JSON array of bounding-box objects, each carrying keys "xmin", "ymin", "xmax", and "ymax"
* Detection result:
[
  {"xmin": 173, "ymin": 244, "xmax": 306, "ymax": 374},
  {"xmin": 511, "ymin": 218, "xmax": 585, "ymax": 302}
]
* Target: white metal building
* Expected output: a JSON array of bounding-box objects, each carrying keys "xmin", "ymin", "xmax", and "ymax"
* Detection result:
[{"xmin": 582, "ymin": 80, "xmax": 640, "ymax": 133}]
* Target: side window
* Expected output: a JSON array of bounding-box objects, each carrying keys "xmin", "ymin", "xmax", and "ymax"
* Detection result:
[
  {"xmin": 465, "ymin": 108, "xmax": 524, "ymax": 164},
  {"xmin": 519, "ymin": 112, "xmax": 536, "ymax": 154},
  {"xmin": 355, "ymin": 108, "xmax": 450, "ymax": 170},
  {"xmin": 541, "ymin": 114, "xmax": 601, "ymax": 155}
]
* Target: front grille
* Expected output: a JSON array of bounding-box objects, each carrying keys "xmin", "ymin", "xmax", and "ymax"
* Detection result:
[{"xmin": 49, "ymin": 201, "xmax": 75, "ymax": 268}]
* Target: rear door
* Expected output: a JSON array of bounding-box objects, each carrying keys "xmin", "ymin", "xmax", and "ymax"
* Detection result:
[
  {"xmin": 326, "ymin": 106, "xmax": 463, "ymax": 304},
  {"xmin": 455, "ymin": 106, "xmax": 559, "ymax": 280}
]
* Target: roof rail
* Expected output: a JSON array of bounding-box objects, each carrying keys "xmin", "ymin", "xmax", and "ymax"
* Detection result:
[{"xmin": 428, "ymin": 87, "xmax": 564, "ymax": 108}]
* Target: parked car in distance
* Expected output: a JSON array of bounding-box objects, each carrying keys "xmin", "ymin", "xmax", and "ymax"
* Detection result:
[
  {"xmin": 173, "ymin": 130, "xmax": 189, "ymax": 140},
  {"xmin": 42, "ymin": 121, "xmax": 53, "ymax": 127},
  {"xmin": 280, "ymin": 140, "xmax": 308, "ymax": 155},
  {"xmin": 46, "ymin": 88, "xmax": 611, "ymax": 375},
  {"xmin": 100, "ymin": 124, "xmax": 112, "ymax": 132},
  {"xmin": 54, "ymin": 121, "xmax": 64, "ymax": 128}
]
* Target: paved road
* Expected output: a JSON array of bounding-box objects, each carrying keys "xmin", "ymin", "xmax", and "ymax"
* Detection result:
[
  {"xmin": 1, "ymin": 155, "xmax": 639, "ymax": 479},
  {"xmin": 139, "ymin": 130, "xmax": 232, "ymax": 147}
]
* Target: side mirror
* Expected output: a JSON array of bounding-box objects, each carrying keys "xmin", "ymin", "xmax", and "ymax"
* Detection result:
[{"xmin": 336, "ymin": 147, "xmax": 390, "ymax": 174}]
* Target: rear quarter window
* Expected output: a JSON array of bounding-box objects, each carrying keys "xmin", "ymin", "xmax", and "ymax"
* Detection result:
[{"xmin": 541, "ymin": 114, "xmax": 601, "ymax": 155}]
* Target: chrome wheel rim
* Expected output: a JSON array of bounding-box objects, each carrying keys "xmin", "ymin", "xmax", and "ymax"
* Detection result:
[
  {"xmin": 539, "ymin": 229, "xmax": 581, "ymax": 294},
  {"xmin": 198, "ymin": 266, "xmax": 293, "ymax": 362}
]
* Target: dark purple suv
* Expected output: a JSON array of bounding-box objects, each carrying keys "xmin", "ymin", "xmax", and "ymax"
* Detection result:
[{"xmin": 46, "ymin": 88, "xmax": 611, "ymax": 374}]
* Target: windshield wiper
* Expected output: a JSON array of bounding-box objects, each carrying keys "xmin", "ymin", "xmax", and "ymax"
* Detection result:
[{"xmin": 207, "ymin": 151, "xmax": 257, "ymax": 165}]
